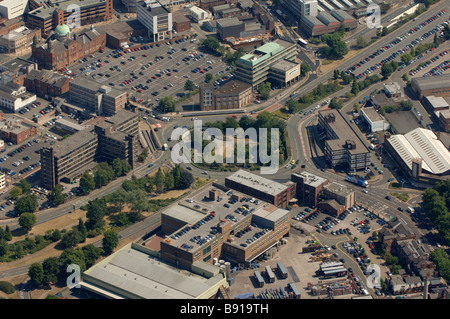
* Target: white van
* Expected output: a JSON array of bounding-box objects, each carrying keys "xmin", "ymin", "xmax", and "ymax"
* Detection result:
[{"xmin": 406, "ymin": 207, "xmax": 415, "ymax": 214}]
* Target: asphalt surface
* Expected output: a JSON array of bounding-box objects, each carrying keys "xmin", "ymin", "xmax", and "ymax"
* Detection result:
[{"xmin": 0, "ymin": 2, "xmax": 446, "ymax": 292}]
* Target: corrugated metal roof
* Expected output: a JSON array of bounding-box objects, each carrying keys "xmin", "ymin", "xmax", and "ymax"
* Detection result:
[{"xmin": 84, "ymin": 247, "xmax": 225, "ymax": 299}]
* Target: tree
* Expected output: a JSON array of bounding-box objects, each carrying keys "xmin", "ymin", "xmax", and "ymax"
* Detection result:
[
  {"xmin": 42, "ymin": 257, "xmax": 59, "ymax": 285},
  {"xmin": 184, "ymin": 79, "xmax": 196, "ymax": 91},
  {"xmin": 59, "ymin": 248, "xmax": 86, "ymax": 273},
  {"xmin": 401, "ymin": 53, "xmax": 412, "ymax": 65},
  {"xmin": 18, "ymin": 179, "xmax": 32, "ymax": 193},
  {"xmin": 329, "ymin": 98, "xmax": 343, "ymax": 110},
  {"xmin": 258, "ymin": 82, "xmax": 271, "ymax": 100},
  {"xmin": 165, "ymin": 172, "xmax": 175, "ymax": 190},
  {"xmin": 381, "ymin": 63, "xmax": 393, "ymax": 79},
  {"xmin": 48, "ymin": 184, "xmax": 66, "ymax": 206},
  {"xmin": 179, "ymin": 169, "xmax": 195, "ymax": 189},
  {"xmin": 18, "ymin": 213, "xmax": 36, "ymax": 232},
  {"xmin": 94, "ymin": 162, "xmax": 115, "ymax": 189},
  {"xmin": 80, "ymin": 171, "xmax": 95, "ymax": 194},
  {"xmin": 155, "ymin": 168, "xmax": 165, "ymax": 193},
  {"xmin": 333, "ymin": 69, "xmax": 341, "ymax": 80},
  {"xmin": 158, "ymin": 96, "xmax": 176, "ymax": 113},
  {"xmin": 28, "ymin": 263, "xmax": 44, "ymax": 287},
  {"xmin": 60, "ymin": 229, "xmax": 83, "ymax": 249},
  {"xmin": 381, "ymin": 27, "xmax": 389, "ymax": 36},
  {"xmin": 82, "ymin": 244, "xmax": 103, "ymax": 268},
  {"xmin": 300, "ymin": 63, "xmax": 311, "ymax": 77},
  {"xmin": 205, "ymin": 73, "xmax": 213, "ymax": 83},
  {"xmin": 9, "ymin": 186, "xmax": 22, "ymax": 200},
  {"xmin": 322, "ymin": 33, "xmax": 348, "ymax": 58},
  {"xmin": 201, "ymin": 37, "xmax": 221, "ymax": 54},
  {"xmin": 356, "ymin": 36, "xmax": 368, "ymax": 49},
  {"xmin": 15, "ymin": 195, "xmax": 38, "ymax": 214},
  {"xmin": 78, "ymin": 218, "xmax": 87, "ymax": 243},
  {"xmin": 351, "ymin": 78, "xmax": 360, "ymax": 95},
  {"xmin": 102, "ymin": 229, "xmax": 119, "ymax": 255},
  {"xmin": 86, "ymin": 198, "xmax": 107, "ymax": 230}
]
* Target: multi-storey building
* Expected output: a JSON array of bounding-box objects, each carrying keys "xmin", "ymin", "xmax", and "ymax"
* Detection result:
[
  {"xmin": 40, "ymin": 110, "xmax": 139, "ymax": 190},
  {"xmin": 137, "ymin": 0, "xmax": 172, "ymax": 42},
  {"xmin": 0, "ymin": 0, "xmax": 28, "ymax": 19},
  {"xmin": 0, "ymin": 114, "xmax": 37, "ymax": 144},
  {"xmin": 225, "ymin": 169, "xmax": 295, "ymax": 209},
  {"xmin": 199, "ymin": 80, "xmax": 253, "ymax": 111},
  {"xmin": 235, "ymin": 39, "xmax": 297, "ymax": 88},
  {"xmin": 0, "ymin": 26, "xmax": 41, "ymax": 54},
  {"xmin": 159, "ymin": 185, "xmax": 291, "ymax": 268},
  {"xmin": 24, "ymin": 69, "xmax": 71, "ymax": 97},
  {"xmin": 26, "ymin": 0, "xmax": 113, "ymax": 38},
  {"xmin": 68, "ymin": 77, "xmax": 127, "ymax": 116},
  {"xmin": 318, "ymin": 108, "xmax": 371, "ymax": 171},
  {"xmin": 280, "ymin": 0, "xmax": 318, "ymax": 19},
  {"xmin": 31, "ymin": 25, "xmax": 106, "ymax": 71},
  {"xmin": 291, "ymin": 172, "xmax": 328, "ymax": 208},
  {"xmin": 0, "ymin": 82, "xmax": 36, "ymax": 113}
]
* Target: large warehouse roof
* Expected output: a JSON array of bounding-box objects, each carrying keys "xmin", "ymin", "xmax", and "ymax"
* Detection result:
[
  {"xmin": 387, "ymin": 128, "xmax": 450, "ymax": 175},
  {"xmin": 82, "ymin": 243, "xmax": 227, "ymax": 299},
  {"xmin": 411, "ymin": 74, "xmax": 450, "ymax": 92}
]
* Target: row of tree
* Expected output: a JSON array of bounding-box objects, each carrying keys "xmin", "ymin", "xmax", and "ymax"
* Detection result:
[
  {"xmin": 28, "ymin": 243, "xmax": 106, "ymax": 288},
  {"xmin": 422, "ymin": 180, "xmax": 450, "ymax": 245},
  {"xmin": 79, "ymin": 159, "xmax": 132, "ymax": 195}
]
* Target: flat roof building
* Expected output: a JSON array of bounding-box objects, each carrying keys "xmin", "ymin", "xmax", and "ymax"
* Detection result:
[
  {"xmin": 318, "ymin": 108, "xmax": 371, "ymax": 171},
  {"xmin": 82, "ymin": 243, "xmax": 228, "ymax": 299},
  {"xmin": 159, "ymin": 185, "xmax": 291, "ymax": 268},
  {"xmin": 360, "ymin": 106, "xmax": 390, "ymax": 133},
  {"xmin": 0, "ymin": 0, "xmax": 28, "ymax": 19},
  {"xmin": 137, "ymin": 0, "xmax": 173, "ymax": 42},
  {"xmin": 40, "ymin": 109, "xmax": 139, "ymax": 189},
  {"xmin": 291, "ymin": 171, "xmax": 328, "ymax": 207},
  {"xmin": 69, "ymin": 77, "xmax": 128, "ymax": 116},
  {"xmin": 225, "ymin": 169, "xmax": 295, "ymax": 208},
  {"xmin": 411, "ymin": 74, "xmax": 450, "ymax": 99},
  {"xmin": 26, "ymin": 0, "xmax": 113, "ymax": 37},
  {"xmin": 199, "ymin": 80, "xmax": 253, "ymax": 111},
  {"xmin": 235, "ymin": 39, "xmax": 297, "ymax": 88}
]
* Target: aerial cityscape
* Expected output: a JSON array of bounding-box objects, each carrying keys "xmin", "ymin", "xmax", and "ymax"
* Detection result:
[{"xmin": 0, "ymin": 0, "xmax": 448, "ymax": 302}]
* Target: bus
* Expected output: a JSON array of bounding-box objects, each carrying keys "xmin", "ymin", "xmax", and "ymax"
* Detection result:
[
  {"xmin": 298, "ymin": 38, "xmax": 308, "ymax": 47},
  {"xmin": 277, "ymin": 262, "xmax": 288, "ymax": 279}
]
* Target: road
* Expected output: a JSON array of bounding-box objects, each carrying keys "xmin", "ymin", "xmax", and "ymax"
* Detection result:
[{"xmin": 1, "ymin": 2, "xmax": 444, "ymax": 286}]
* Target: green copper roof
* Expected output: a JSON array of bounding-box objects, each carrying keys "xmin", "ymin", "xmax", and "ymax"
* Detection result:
[{"xmin": 55, "ymin": 24, "xmax": 70, "ymax": 36}]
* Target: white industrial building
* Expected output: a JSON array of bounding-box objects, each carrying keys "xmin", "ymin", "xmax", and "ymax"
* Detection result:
[
  {"xmin": 81, "ymin": 242, "xmax": 228, "ymax": 299},
  {"xmin": 0, "ymin": 0, "xmax": 28, "ymax": 19},
  {"xmin": 360, "ymin": 106, "xmax": 390, "ymax": 132},
  {"xmin": 385, "ymin": 128, "xmax": 450, "ymax": 177},
  {"xmin": 188, "ymin": 6, "xmax": 212, "ymax": 23},
  {"xmin": 0, "ymin": 82, "xmax": 36, "ymax": 113},
  {"xmin": 137, "ymin": 0, "xmax": 173, "ymax": 42}
]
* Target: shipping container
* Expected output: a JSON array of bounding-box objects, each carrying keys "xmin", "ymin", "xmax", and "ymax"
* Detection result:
[
  {"xmin": 254, "ymin": 270, "xmax": 264, "ymax": 288},
  {"xmin": 277, "ymin": 262, "xmax": 288, "ymax": 279},
  {"xmin": 265, "ymin": 266, "xmax": 275, "ymax": 283}
]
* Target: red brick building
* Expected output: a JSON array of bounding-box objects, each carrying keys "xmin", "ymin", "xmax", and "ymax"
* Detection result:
[
  {"xmin": 24, "ymin": 69, "xmax": 71, "ymax": 97},
  {"xmin": 31, "ymin": 25, "xmax": 106, "ymax": 70},
  {"xmin": 0, "ymin": 114, "xmax": 37, "ymax": 144}
]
